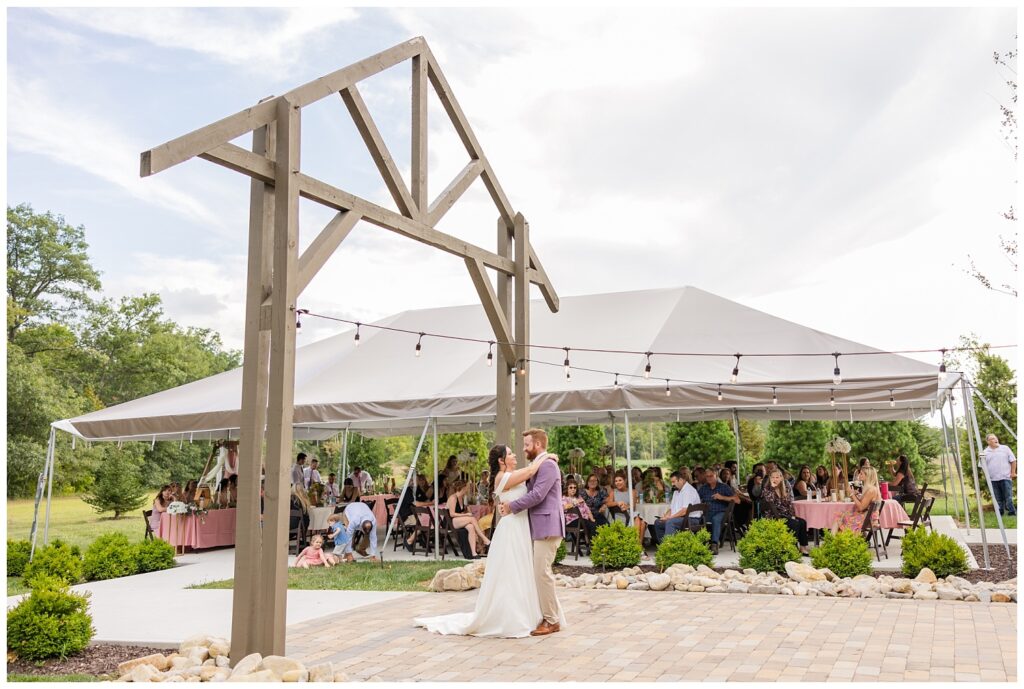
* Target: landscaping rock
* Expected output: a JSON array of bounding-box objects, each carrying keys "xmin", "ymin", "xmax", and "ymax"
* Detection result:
[
  {"xmin": 668, "ymin": 564, "xmax": 696, "ymax": 574},
  {"xmin": 992, "ymin": 591, "xmax": 1012, "ymax": 603},
  {"xmin": 698, "ymin": 577, "xmax": 720, "ymax": 588},
  {"xmin": 722, "ymin": 569, "xmax": 741, "ymax": 580},
  {"xmin": 936, "ymin": 586, "xmax": 963, "ymax": 601},
  {"xmin": 743, "ymin": 568, "xmax": 757, "ymax": 576},
  {"xmin": 726, "ymin": 581, "xmax": 749, "ymax": 594},
  {"xmin": 627, "ymin": 582, "xmax": 650, "ymax": 591},
  {"xmin": 216, "ymin": 656, "xmax": 230, "ymax": 669},
  {"xmin": 785, "ymin": 561, "xmax": 825, "ymax": 583},
  {"xmin": 200, "ymin": 666, "xmax": 222, "ymax": 681},
  {"xmin": 705, "ymin": 585, "xmax": 727, "ymax": 593},
  {"xmin": 164, "ymin": 677, "xmax": 183, "ymax": 683},
  {"xmin": 227, "ymin": 670, "xmax": 276, "ymax": 682},
  {"xmin": 696, "ymin": 565, "xmax": 719, "ymax": 578},
  {"xmin": 686, "ymin": 584, "xmax": 705, "ymax": 593},
  {"xmin": 891, "ymin": 579, "xmax": 913, "ymax": 594},
  {"xmin": 281, "ymin": 670, "xmax": 309, "ymax": 682},
  {"xmin": 749, "ymin": 584, "xmax": 782, "ymax": 595},
  {"xmin": 180, "ymin": 635, "xmax": 213, "ymax": 652},
  {"xmin": 647, "ymin": 573, "xmax": 671, "ymax": 591},
  {"xmin": 614, "ymin": 576, "xmax": 628, "ymax": 589},
  {"xmin": 914, "ymin": 568, "xmax": 937, "ymax": 584},
  {"xmin": 259, "ymin": 656, "xmax": 306, "ymax": 678},
  {"xmin": 808, "ymin": 581, "xmax": 836, "ymax": 596},
  {"xmin": 118, "ymin": 654, "xmax": 170, "ymax": 676},
  {"xmin": 886, "ymin": 591, "xmax": 912, "ymax": 599},
  {"xmin": 187, "ymin": 647, "xmax": 210, "ymax": 663},
  {"xmin": 230, "ymin": 653, "xmax": 263, "ymax": 678},
  {"xmin": 129, "ymin": 664, "xmax": 163, "ymax": 683},
  {"xmin": 203, "ymin": 659, "xmax": 216, "ymax": 667},
  {"xmin": 913, "ymin": 590, "xmax": 939, "ymax": 600},
  {"xmin": 309, "ymin": 663, "xmax": 335, "ymax": 683},
  {"xmin": 963, "ymin": 592, "xmax": 980, "ymax": 602},
  {"xmin": 208, "ymin": 642, "xmax": 230, "ymax": 659}
]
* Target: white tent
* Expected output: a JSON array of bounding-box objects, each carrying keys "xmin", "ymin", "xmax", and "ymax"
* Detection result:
[{"xmin": 54, "ymin": 286, "xmax": 957, "ymax": 442}]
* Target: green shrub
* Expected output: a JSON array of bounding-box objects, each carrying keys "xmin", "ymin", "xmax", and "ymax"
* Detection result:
[
  {"xmin": 810, "ymin": 530, "xmax": 873, "ymax": 578},
  {"xmin": 554, "ymin": 539, "xmax": 567, "ymax": 565},
  {"xmin": 22, "ymin": 540, "xmax": 83, "ymax": 586},
  {"xmin": 655, "ymin": 529, "xmax": 714, "ymax": 571},
  {"xmin": 133, "ymin": 538, "xmax": 176, "ymax": 574},
  {"xmin": 7, "ymin": 575, "xmax": 94, "ymax": 661},
  {"xmin": 590, "ymin": 521, "xmax": 643, "ymax": 569},
  {"xmin": 901, "ymin": 527, "xmax": 969, "ymax": 578},
  {"xmin": 737, "ymin": 519, "xmax": 801, "ymax": 573},
  {"xmin": 83, "ymin": 533, "xmax": 137, "ymax": 581},
  {"xmin": 8, "ymin": 539, "xmax": 32, "ymax": 576}
]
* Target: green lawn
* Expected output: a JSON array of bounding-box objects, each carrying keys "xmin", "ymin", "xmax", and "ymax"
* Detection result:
[
  {"xmin": 928, "ymin": 492, "xmax": 1016, "ymax": 530},
  {"xmin": 8, "ymin": 576, "xmax": 31, "ymax": 597},
  {"xmin": 192, "ymin": 559, "xmax": 468, "ymax": 592},
  {"xmin": 8, "ymin": 674, "xmax": 102, "ymax": 682},
  {"xmin": 6, "ymin": 494, "xmax": 156, "ymax": 552}
]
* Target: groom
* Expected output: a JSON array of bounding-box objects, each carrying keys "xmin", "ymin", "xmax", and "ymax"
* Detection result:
[{"xmin": 499, "ymin": 428, "xmax": 563, "ymax": 636}]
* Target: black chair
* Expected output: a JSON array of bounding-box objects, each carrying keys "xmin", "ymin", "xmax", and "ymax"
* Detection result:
[
  {"xmin": 289, "ymin": 508, "xmax": 308, "ymax": 555},
  {"xmin": 435, "ymin": 507, "xmax": 467, "ymax": 560},
  {"xmin": 860, "ymin": 501, "xmax": 887, "ymax": 561},
  {"xmin": 607, "ymin": 504, "xmax": 631, "ymax": 526},
  {"xmin": 719, "ymin": 502, "xmax": 738, "ymax": 552},
  {"xmin": 564, "ymin": 505, "xmax": 591, "ymax": 560},
  {"xmin": 143, "ymin": 510, "xmax": 155, "ymax": 541},
  {"xmin": 686, "ymin": 503, "xmax": 712, "ymax": 535},
  {"xmin": 410, "ymin": 506, "xmax": 435, "ymax": 556}
]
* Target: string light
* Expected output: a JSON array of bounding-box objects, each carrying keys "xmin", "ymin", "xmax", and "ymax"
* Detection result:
[
  {"xmin": 730, "ymin": 354, "xmax": 741, "ymax": 383},
  {"xmin": 665, "ymin": 379, "xmax": 671, "ymax": 396},
  {"xmin": 354, "ymin": 322, "xmax": 361, "ymax": 347},
  {"xmin": 295, "ymin": 308, "xmax": 309, "ymax": 329},
  {"xmin": 644, "ymin": 352, "xmax": 653, "ymax": 379},
  {"xmin": 829, "ymin": 388, "xmax": 835, "ymax": 407},
  {"xmin": 832, "ymin": 353, "xmax": 842, "ymax": 385},
  {"xmin": 563, "ymin": 348, "xmax": 571, "ymax": 378},
  {"xmin": 415, "ymin": 332, "xmax": 424, "ymax": 357},
  {"xmin": 939, "ymin": 348, "xmax": 947, "ymax": 381},
  {"xmin": 889, "ymin": 389, "xmax": 895, "ymax": 408},
  {"xmin": 517, "ymin": 360, "xmax": 527, "ymax": 376},
  {"xmin": 717, "ymin": 384, "xmax": 723, "ymax": 401},
  {"xmin": 772, "ymin": 386, "xmax": 778, "ymax": 405},
  {"xmin": 486, "ymin": 341, "xmax": 494, "ymax": 367},
  {"xmin": 613, "ymin": 373, "xmax": 620, "ymax": 388}
]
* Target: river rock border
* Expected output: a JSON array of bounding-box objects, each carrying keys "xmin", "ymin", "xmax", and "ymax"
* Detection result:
[{"xmin": 552, "ymin": 562, "xmax": 1017, "ymax": 603}]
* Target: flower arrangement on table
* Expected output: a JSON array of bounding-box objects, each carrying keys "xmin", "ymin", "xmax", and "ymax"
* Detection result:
[
  {"xmin": 825, "ymin": 436, "xmax": 852, "ymax": 502},
  {"xmin": 308, "ymin": 482, "xmax": 325, "ymax": 507},
  {"xmin": 167, "ymin": 501, "xmax": 209, "ymax": 521}
]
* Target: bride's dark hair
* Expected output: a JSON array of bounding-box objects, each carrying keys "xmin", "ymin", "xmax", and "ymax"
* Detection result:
[{"xmin": 488, "ymin": 444, "xmax": 508, "ymax": 495}]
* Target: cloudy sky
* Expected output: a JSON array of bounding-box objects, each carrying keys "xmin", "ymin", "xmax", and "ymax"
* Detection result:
[{"xmin": 7, "ymin": 7, "xmax": 1019, "ymax": 375}]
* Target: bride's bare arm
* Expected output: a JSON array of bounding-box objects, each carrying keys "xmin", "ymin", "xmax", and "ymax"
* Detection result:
[{"xmin": 500, "ymin": 456, "xmax": 559, "ymax": 491}]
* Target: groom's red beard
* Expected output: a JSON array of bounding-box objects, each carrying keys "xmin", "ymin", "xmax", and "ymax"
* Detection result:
[{"xmin": 525, "ymin": 448, "xmax": 538, "ymax": 460}]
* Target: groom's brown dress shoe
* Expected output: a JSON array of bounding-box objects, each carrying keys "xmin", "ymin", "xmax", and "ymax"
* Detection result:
[{"xmin": 530, "ymin": 621, "xmax": 560, "ymax": 636}]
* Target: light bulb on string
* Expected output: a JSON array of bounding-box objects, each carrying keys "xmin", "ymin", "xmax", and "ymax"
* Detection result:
[
  {"xmin": 415, "ymin": 332, "xmax": 424, "ymax": 357},
  {"xmin": 517, "ymin": 360, "xmax": 527, "ymax": 376},
  {"xmin": 563, "ymin": 347, "xmax": 571, "ymax": 377},
  {"xmin": 829, "ymin": 389, "xmax": 835, "ymax": 407},
  {"xmin": 832, "ymin": 353, "xmax": 842, "ymax": 385},
  {"xmin": 938, "ymin": 349, "xmax": 947, "ymax": 381},
  {"xmin": 354, "ymin": 323, "xmax": 361, "ymax": 347},
  {"xmin": 717, "ymin": 384, "xmax": 723, "ymax": 402},
  {"xmin": 889, "ymin": 389, "xmax": 895, "ymax": 408},
  {"xmin": 665, "ymin": 379, "xmax": 671, "ymax": 396},
  {"xmin": 295, "ymin": 308, "xmax": 308, "ymax": 330},
  {"xmin": 772, "ymin": 387, "xmax": 778, "ymax": 405},
  {"xmin": 644, "ymin": 352, "xmax": 652, "ymax": 380},
  {"xmin": 486, "ymin": 341, "xmax": 494, "ymax": 367},
  {"xmin": 730, "ymin": 354, "xmax": 741, "ymax": 383},
  {"xmin": 613, "ymin": 373, "xmax": 620, "ymax": 388}
]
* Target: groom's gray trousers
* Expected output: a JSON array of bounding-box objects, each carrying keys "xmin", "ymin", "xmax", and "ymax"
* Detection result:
[{"xmin": 534, "ymin": 536, "xmax": 561, "ymax": 624}]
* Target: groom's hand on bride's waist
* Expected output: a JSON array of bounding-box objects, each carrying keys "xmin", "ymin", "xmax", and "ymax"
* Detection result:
[{"xmin": 499, "ymin": 502, "xmax": 512, "ymax": 516}]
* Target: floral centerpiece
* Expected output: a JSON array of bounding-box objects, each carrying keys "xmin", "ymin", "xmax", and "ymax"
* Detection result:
[
  {"xmin": 308, "ymin": 482, "xmax": 324, "ymax": 507},
  {"xmin": 826, "ymin": 436, "xmax": 852, "ymax": 502}
]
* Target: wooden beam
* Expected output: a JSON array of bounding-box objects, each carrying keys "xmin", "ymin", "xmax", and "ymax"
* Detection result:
[
  {"xmin": 201, "ymin": 143, "xmax": 275, "ymax": 184},
  {"xmin": 513, "ymin": 213, "xmax": 531, "ymax": 444},
  {"xmin": 340, "ymin": 86, "xmax": 419, "ymax": 220},
  {"xmin": 427, "ymin": 160, "xmax": 483, "ymax": 227},
  {"xmin": 464, "ymin": 257, "xmax": 515, "ymax": 365},
  {"xmin": 495, "ymin": 218, "xmax": 514, "ymax": 448},
  {"xmin": 230, "ymin": 122, "xmax": 275, "ymax": 663},
  {"xmin": 296, "ymin": 211, "xmax": 361, "ymax": 297},
  {"xmin": 411, "ymin": 55, "xmax": 428, "ymax": 213},
  {"xmin": 528, "ymin": 247, "xmax": 560, "ymax": 313},
  {"xmin": 260, "ymin": 96, "xmax": 300, "ymax": 655},
  {"xmin": 141, "ymin": 37, "xmax": 425, "ymax": 177}
]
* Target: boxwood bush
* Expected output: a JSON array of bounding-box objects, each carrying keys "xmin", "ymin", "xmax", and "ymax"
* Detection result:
[
  {"xmin": 7, "ymin": 539, "xmax": 32, "ymax": 577},
  {"xmin": 83, "ymin": 533, "xmax": 137, "ymax": 581},
  {"xmin": 737, "ymin": 519, "xmax": 801, "ymax": 573},
  {"xmin": 7, "ymin": 574, "xmax": 94, "ymax": 661},
  {"xmin": 22, "ymin": 539, "xmax": 83, "ymax": 586},
  {"xmin": 133, "ymin": 538, "xmax": 176, "ymax": 574},
  {"xmin": 590, "ymin": 521, "xmax": 643, "ymax": 569},
  {"xmin": 901, "ymin": 527, "xmax": 969, "ymax": 578},
  {"xmin": 553, "ymin": 539, "xmax": 567, "ymax": 565},
  {"xmin": 810, "ymin": 530, "xmax": 873, "ymax": 578},
  {"xmin": 655, "ymin": 529, "xmax": 713, "ymax": 571}
]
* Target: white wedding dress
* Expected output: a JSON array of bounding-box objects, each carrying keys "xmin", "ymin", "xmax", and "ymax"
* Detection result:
[{"xmin": 414, "ymin": 472, "xmax": 564, "ymax": 638}]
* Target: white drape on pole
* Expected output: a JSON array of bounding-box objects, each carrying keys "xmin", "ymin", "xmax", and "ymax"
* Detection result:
[{"xmin": 624, "ymin": 412, "xmax": 635, "ymax": 522}]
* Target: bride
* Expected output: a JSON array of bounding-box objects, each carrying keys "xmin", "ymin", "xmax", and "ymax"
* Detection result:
[{"xmin": 415, "ymin": 444, "xmax": 565, "ymax": 638}]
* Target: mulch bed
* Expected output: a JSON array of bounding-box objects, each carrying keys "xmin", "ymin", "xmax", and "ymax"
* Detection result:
[
  {"xmin": 962, "ymin": 544, "xmax": 1017, "ymax": 584},
  {"xmin": 7, "ymin": 644, "xmax": 169, "ymax": 678}
]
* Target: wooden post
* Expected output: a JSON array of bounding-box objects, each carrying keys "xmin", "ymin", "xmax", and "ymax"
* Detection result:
[
  {"xmin": 259, "ymin": 97, "xmax": 300, "ymax": 654},
  {"xmin": 411, "ymin": 54, "xmax": 428, "ymax": 214},
  {"xmin": 495, "ymin": 218, "xmax": 513, "ymax": 448},
  {"xmin": 513, "ymin": 213, "xmax": 530, "ymax": 447},
  {"xmin": 230, "ymin": 121, "xmax": 275, "ymax": 661}
]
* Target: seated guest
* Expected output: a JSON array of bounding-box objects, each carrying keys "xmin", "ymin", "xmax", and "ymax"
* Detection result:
[
  {"xmin": 697, "ymin": 469, "xmax": 739, "ymax": 554},
  {"xmin": 476, "ymin": 470, "xmax": 492, "ymax": 504},
  {"xmin": 814, "ymin": 465, "xmax": 831, "ymax": 496},
  {"xmin": 793, "ymin": 466, "xmax": 813, "ymax": 500},
  {"xmin": 294, "ymin": 534, "xmax": 333, "ymax": 569},
  {"xmin": 151, "ymin": 485, "xmax": 173, "ymax": 532},
  {"xmin": 581, "ymin": 474, "xmax": 610, "ymax": 526},
  {"xmin": 746, "ymin": 463, "xmax": 766, "ymax": 519},
  {"xmin": 761, "ymin": 469, "xmax": 810, "ymax": 555},
  {"xmin": 447, "ymin": 480, "xmax": 490, "ymax": 558},
  {"xmin": 649, "ymin": 468, "xmax": 702, "ymax": 546},
  {"xmin": 888, "ymin": 454, "xmax": 920, "ymax": 503},
  {"xmin": 562, "ymin": 479, "xmax": 597, "ymax": 543},
  {"xmin": 719, "ymin": 467, "xmax": 735, "ymax": 490},
  {"xmin": 398, "ymin": 476, "xmax": 433, "ymax": 550},
  {"xmin": 723, "ymin": 461, "xmax": 740, "ymax": 490},
  {"xmin": 832, "ymin": 467, "xmax": 881, "ymax": 534},
  {"xmin": 340, "ymin": 477, "xmax": 361, "ymax": 503},
  {"xmin": 169, "ymin": 482, "xmax": 182, "ymax": 502},
  {"xmin": 606, "ymin": 473, "xmax": 636, "ymax": 525},
  {"xmin": 290, "ymin": 486, "xmax": 312, "ymax": 536},
  {"xmin": 181, "ymin": 479, "xmax": 198, "ymax": 504},
  {"xmin": 692, "ymin": 466, "xmax": 705, "ymax": 487}
]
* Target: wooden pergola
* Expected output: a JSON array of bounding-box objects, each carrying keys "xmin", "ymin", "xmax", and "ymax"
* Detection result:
[{"xmin": 140, "ymin": 36, "xmax": 558, "ymax": 658}]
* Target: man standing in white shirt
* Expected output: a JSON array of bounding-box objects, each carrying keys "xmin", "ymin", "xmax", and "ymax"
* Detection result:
[
  {"xmin": 349, "ymin": 466, "xmax": 374, "ymax": 493},
  {"xmin": 290, "ymin": 453, "xmax": 307, "ymax": 487},
  {"xmin": 983, "ymin": 434, "xmax": 1017, "ymax": 516},
  {"xmin": 342, "ymin": 501, "xmax": 378, "ymax": 562},
  {"xmin": 303, "ymin": 458, "xmax": 323, "ymax": 489},
  {"xmin": 649, "ymin": 468, "xmax": 702, "ymax": 546},
  {"xmin": 324, "ymin": 473, "xmax": 340, "ymax": 503}
]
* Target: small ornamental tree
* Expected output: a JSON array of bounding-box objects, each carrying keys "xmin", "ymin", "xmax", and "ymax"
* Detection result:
[
  {"xmin": 82, "ymin": 446, "xmax": 148, "ymax": 519},
  {"xmin": 665, "ymin": 421, "xmax": 735, "ymax": 472},
  {"xmin": 762, "ymin": 421, "xmax": 833, "ymax": 474}
]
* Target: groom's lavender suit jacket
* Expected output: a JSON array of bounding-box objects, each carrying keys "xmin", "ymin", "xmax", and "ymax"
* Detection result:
[{"xmin": 509, "ymin": 454, "xmax": 565, "ymax": 540}]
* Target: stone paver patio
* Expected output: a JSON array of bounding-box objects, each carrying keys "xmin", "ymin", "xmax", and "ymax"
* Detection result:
[{"xmin": 286, "ymin": 588, "xmax": 1016, "ymax": 682}]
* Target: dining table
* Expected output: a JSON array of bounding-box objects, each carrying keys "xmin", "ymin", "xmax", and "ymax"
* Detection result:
[
  {"xmin": 792, "ymin": 499, "xmax": 910, "ymax": 530},
  {"xmin": 157, "ymin": 508, "xmax": 236, "ymax": 552}
]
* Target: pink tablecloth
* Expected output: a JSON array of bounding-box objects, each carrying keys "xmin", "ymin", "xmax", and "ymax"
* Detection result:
[
  {"xmin": 157, "ymin": 508, "xmax": 236, "ymax": 549},
  {"xmin": 793, "ymin": 499, "xmax": 909, "ymax": 530},
  {"xmin": 361, "ymin": 494, "xmax": 395, "ymax": 526}
]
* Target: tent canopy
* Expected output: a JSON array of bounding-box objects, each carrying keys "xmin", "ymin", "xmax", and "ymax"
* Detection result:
[{"xmin": 55, "ymin": 286, "xmax": 956, "ymax": 441}]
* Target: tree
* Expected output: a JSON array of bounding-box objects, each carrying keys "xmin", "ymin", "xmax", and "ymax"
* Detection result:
[
  {"xmin": 6, "ymin": 204, "xmax": 101, "ymax": 339},
  {"xmin": 82, "ymin": 445, "xmax": 149, "ymax": 518},
  {"xmin": 738, "ymin": 419, "xmax": 767, "ymax": 476},
  {"xmin": 763, "ymin": 421, "xmax": 833, "ymax": 473},
  {"xmin": 665, "ymin": 421, "xmax": 735, "ymax": 471},
  {"xmin": 416, "ymin": 432, "xmax": 491, "ymax": 479},
  {"xmin": 910, "ymin": 421, "xmax": 945, "ymax": 485},
  {"xmin": 548, "ymin": 425, "xmax": 606, "ymax": 475},
  {"xmin": 833, "ymin": 421, "xmax": 922, "ymax": 480}
]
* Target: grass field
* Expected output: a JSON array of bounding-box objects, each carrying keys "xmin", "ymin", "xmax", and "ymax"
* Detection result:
[
  {"xmin": 6, "ymin": 493, "xmax": 156, "ymax": 552},
  {"xmin": 928, "ymin": 492, "xmax": 1016, "ymax": 530},
  {"xmin": 8, "ymin": 576, "xmax": 31, "ymax": 597},
  {"xmin": 192, "ymin": 559, "xmax": 468, "ymax": 592},
  {"xmin": 8, "ymin": 675, "xmax": 101, "ymax": 682}
]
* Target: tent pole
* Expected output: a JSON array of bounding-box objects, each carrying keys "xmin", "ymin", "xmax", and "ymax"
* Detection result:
[
  {"xmin": 42, "ymin": 426, "xmax": 57, "ymax": 546},
  {"xmin": 30, "ymin": 427, "xmax": 57, "ymax": 558},
  {"xmin": 970, "ymin": 385, "xmax": 1018, "ymax": 442},
  {"xmin": 381, "ymin": 418, "xmax": 431, "ymax": 554},
  {"xmin": 938, "ymin": 405, "xmax": 959, "ymax": 521},
  {"xmin": 947, "ymin": 393, "xmax": 973, "ymax": 532},
  {"xmin": 731, "ymin": 409, "xmax": 742, "ymax": 468},
  {"xmin": 433, "ymin": 418, "xmax": 440, "ymax": 561},
  {"xmin": 612, "ymin": 423, "xmax": 616, "ymax": 475},
  {"xmin": 624, "ymin": 412, "xmax": 636, "ymax": 540},
  {"xmin": 339, "ymin": 428, "xmax": 349, "ymax": 483},
  {"xmin": 965, "ymin": 380, "xmax": 1011, "ymax": 559},
  {"xmin": 960, "ymin": 379, "xmax": 990, "ymax": 568}
]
